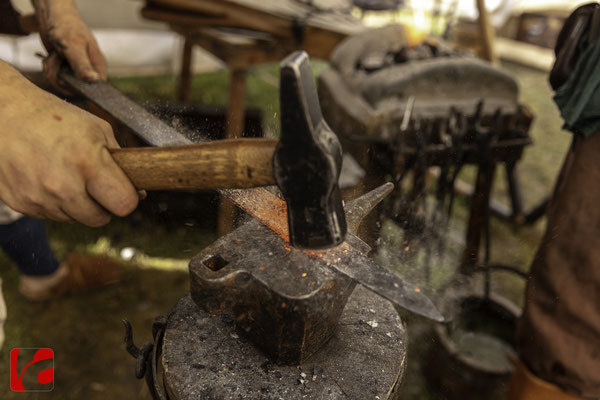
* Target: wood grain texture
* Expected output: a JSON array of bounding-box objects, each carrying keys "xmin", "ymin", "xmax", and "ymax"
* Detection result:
[
  {"xmin": 177, "ymin": 36, "xmax": 194, "ymax": 102},
  {"xmin": 476, "ymin": 0, "xmax": 498, "ymax": 64},
  {"xmin": 143, "ymin": 0, "xmax": 364, "ymax": 59},
  {"xmin": 162, "ymin": 289, "xmax": 406, "ymax": 400},
  {"xmin": 110, "ymin": 139, "xmax": 277, "ymax": 190},
  {"xmin": 147, "ymin": 0, "xmax": 362, "ymax": 34}
]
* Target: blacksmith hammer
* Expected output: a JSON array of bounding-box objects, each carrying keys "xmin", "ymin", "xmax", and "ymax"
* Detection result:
[
  {"xmin": 59, "ymin": 51, "xmax": 345, "ymax": 249},
  {"xmin": 62, "ymin": 51, "xmax": 443, "ymax": 325}
]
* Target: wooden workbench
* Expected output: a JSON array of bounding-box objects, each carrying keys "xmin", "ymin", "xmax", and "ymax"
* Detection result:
[
  {"xmin": 144, "ymin": 0, "xmax": 364, "ymax": 61},
  {"xmin": 142, "ymin": 0, "xmax": 365, "ymax": 110},
  {"xmin": 141, "ymin": 0, "xmax": 365, "ymax": 109}
]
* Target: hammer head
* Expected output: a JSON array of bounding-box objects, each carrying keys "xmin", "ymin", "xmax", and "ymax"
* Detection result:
[{"xmin": 273, "ymin": 51, "xmax": 347, "ymax": 249}]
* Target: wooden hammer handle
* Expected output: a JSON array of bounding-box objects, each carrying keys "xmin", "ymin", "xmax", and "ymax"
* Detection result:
[{"xmin": 110, "ymin": 138, "xmax": 277, "ymax": 190}]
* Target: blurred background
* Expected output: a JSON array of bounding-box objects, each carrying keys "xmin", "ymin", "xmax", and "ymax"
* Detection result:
[{"xmin": 0, "ymin": 0, "xmax": 586, "ymax": 398}]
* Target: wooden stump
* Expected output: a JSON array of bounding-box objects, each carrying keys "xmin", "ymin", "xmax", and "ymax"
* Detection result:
[{"xmin": 162, "ymin": 286, "xmax": 407, "ymax": 399}]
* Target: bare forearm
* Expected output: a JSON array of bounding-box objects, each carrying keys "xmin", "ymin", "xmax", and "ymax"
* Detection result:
[
  {"xmin": 32, "ymin": 0, "xmax": 78, "ymax": 46},
  {"xmin": 31, "ymin": 0, "xmax": 106, "ymax": 84},
  {"xmin": 0, "ymin": 60, "xmax": 48, "ymax": 120},
  {"xmin": 32, "ymin": 0, "xmax": 79, "ymax": 22}
]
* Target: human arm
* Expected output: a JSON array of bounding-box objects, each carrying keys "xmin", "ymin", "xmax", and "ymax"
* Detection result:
[
  {"xmin": 0, "ymin": 60, "xmax": 138, "ymax": 226},
  {"xmin": 31, "ymin": 0, "xmax": 106, "ymax": 87}
]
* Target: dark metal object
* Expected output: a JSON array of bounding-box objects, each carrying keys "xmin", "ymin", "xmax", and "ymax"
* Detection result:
[
  {"xmin": 352, "ymin": 0, "xmax": 403, "ymax": 11},
  {"xmin": 472, "ymin": 264, "xmax": 528, "ymax": 280},
  {"xmin": 426, "ymin": 269, "xmax": 524, "ymax": 400},
  {"xmin": 59, "ymin": 51, "xmax": 347, "ymax": 249},
  {"xmin": 274, "ymin": 52, "xmax": 347, "ymax": 249},
  {"xmin": 501, "ymin": 161, "xmax": 523, "ymax": 221},
  {"xmin": 427, "ymin": 293, "xmax": 520, "ymax": 400},
  {"xmin": 60, "ymin": 71, "xmax": 191, "ymax": 147},
  {"xmin": 190, "ymin": 182, "xmax": 442, "ymax": 364},
  {"xmin": 162, "ymin": 289, "xmax": 406, "ymax": 399},
  {"xmin": 207, "ymin": 184, "xmax": 442, "ymax": 322},
  {"xmin": 318, "ymin": 27, "xmax": 534, "ymax": 270},
  {"xmin": 190, "ymin": 216, "xmax": 356, "ymax": 364},
  {"xmin": 523, "ymin": 197, "xmax": 550, "ymax": 225},
  {"xmin": 123, "ymin": 317, "xmax": 168, "ymax": 400}
]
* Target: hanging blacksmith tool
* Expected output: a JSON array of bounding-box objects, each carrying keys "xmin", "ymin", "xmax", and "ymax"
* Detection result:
[
  {"xmin": 61, "ymin": 51, "xmax": 442, "ymax": 322},
  {"xmin": 60, "ymin": 52, "xmax": 345, "ymax": 249}
]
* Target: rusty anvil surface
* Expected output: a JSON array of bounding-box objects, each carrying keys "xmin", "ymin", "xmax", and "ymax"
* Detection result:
[
  {"xmin": 190, "ymin": 183, "xmax": 410, "ymax": 364},
  {"xmin": 191, "ymin": 217, "xmax": 355, "ymax": 364}
]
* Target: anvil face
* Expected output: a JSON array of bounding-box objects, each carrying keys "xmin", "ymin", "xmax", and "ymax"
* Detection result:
[{"xmin": 189, "ymin": 219, "xmax": 356, "ymax": 365}]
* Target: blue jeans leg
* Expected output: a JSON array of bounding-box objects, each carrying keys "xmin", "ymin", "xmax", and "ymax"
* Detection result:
[{"xmin": 0, "ymin": 217, "xmax": 60, "ymax": 276}]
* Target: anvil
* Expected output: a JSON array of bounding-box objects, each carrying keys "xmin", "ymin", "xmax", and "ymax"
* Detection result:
[{"xmin": 190, "ymin": 182, "xmax": 441, "ymax": 364}]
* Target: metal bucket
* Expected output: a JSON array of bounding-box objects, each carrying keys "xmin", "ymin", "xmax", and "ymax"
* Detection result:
[{"xmin": 425, "ymin": 271, "xmax": 523, "ymax": 400}]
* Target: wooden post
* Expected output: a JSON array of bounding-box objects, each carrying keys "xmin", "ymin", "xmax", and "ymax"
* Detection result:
[
  {"xmin": 225, "ymin": 68, "xmax": 248, "ymax": 139},
  {"xmin": 218, "ymin": 68, "xmax": 248, "ymax": 237},
  {"xmin": 177, "ymin": 36, "xmax": 193, "ymax": 102},
  {"xmin": 476, "ymin": 0, "xmax": 498, "ymax": 64}
]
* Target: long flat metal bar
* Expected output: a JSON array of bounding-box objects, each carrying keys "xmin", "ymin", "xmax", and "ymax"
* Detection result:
[
  {"xmin": 224, "ymin": 187, "xmax": 443, "ymax": 322},
  {"xmin": 311, "ymin": 242, "xmax": 444, "ymax": 322},
  {"xmin": 61, "ymin": 71, "xmax": 267, "ymax": 201},
  {"xmin": 60, "ymin": 71, "xmax": 192, "ymax": 147}
]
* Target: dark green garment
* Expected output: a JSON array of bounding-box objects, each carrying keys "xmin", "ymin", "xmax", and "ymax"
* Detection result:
[{"xmin": 554, "ymin": 38, "xmax": 600, "ymax": 137}]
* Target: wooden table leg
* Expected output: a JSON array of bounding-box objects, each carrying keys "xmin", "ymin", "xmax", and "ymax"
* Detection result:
[
  {"xmin": 218, "ymin": 68, "xmax": 248, "ymax": 237},
  {"xmin": 476, "ymin": 0, "xmax": 498, "ymax": 64},
  {"xmin": 225, "ymin": 68, "xmax": 247, "ymax": 139},
  {"xmin": 177, "ymin": 36, "xmax": 193, "ymax": 102}
]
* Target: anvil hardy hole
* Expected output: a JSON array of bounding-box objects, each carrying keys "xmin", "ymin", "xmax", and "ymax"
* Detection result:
[{"xmin": 203, "ymin": 254, "xmax": 229, "ymax": 271}]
